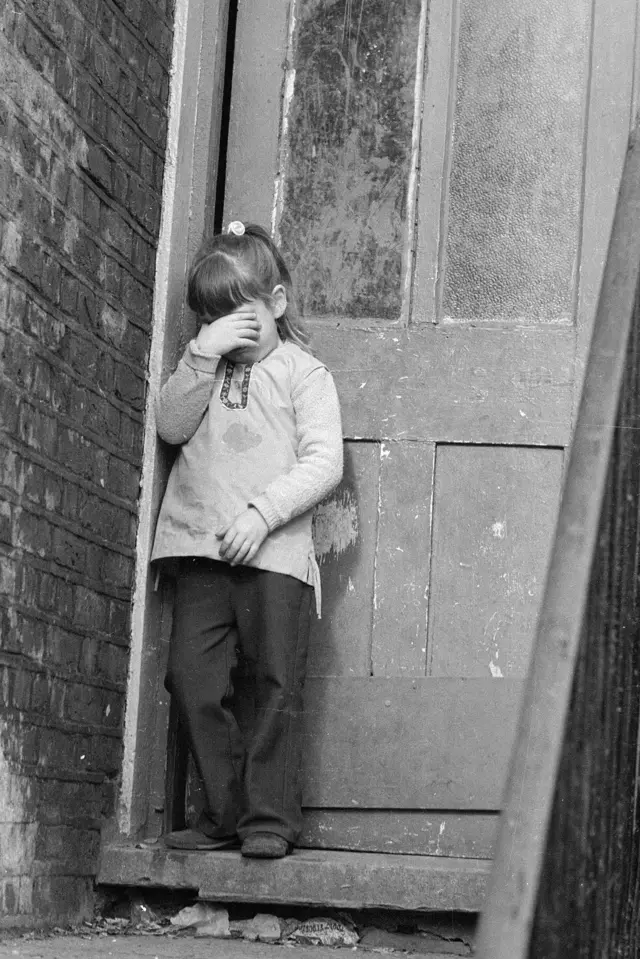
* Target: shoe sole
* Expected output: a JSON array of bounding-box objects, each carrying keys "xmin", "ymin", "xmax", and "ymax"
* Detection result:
[{"xmin": 165, "ymin": 837, "xmax": 239, "ymax": 851}]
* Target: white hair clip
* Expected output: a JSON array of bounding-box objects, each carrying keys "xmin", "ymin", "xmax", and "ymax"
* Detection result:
[{"xmin": 227, "ymin": 221, "xmax": 245, "ymax": 236}]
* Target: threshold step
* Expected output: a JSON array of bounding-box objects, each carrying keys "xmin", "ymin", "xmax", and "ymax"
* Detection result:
[{"xmin": 98, "ymin": 842, "xmax": 490, "ymax": 912}]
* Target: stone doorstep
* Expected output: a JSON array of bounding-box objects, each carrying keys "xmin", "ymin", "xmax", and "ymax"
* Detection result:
[{"xmin": 98, "ymin": 843, "xmax": 490, "ymax": 913}]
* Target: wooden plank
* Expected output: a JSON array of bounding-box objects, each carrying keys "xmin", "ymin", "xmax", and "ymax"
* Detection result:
[
  {"xmin": 308, "ymin": 442, "xmax": 380, "ymax": 678},
  {"xmin": 98, "ymin": 844, "xmax": 491, "ymax": 912},
  {"xmin": 301, "ymin": 678, "xmax": 523, "ymax": 808},
  {"xmin": 371, "ymin": 441, "xmax": 434, "ymax": 676},
  {"xmin": 428, "ymin": 446, "xmax": 563, "ymax": 678},
  {"xmin": 313, "ymin": 326, "xmax": 575, "ymax": 445},
  {"xmin": 118, "ymin": 0, "xmax": 227, "ymax": 839},
  {"xmin": 300, "ymin": 810, "xmax": 499, "ymax": 859},
  {"xmin": 475, "ymin": 123, "xmax": 640, "ymax": 958},
  {"xmin": 412, "ymin": 0, "xmax": 456, "ymax": 325},
  {"xmin": 223, "ymin": 0, "xmax": 289, "ymax": 227},
  {"xmin": 574, "ymin": 0, "xmax": 640, "ymax": 405}
]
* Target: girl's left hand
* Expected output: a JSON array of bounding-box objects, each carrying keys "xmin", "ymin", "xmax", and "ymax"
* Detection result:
[{"xmin": 216, "ymin": 507, "xmax": 269, "ymax": 566}]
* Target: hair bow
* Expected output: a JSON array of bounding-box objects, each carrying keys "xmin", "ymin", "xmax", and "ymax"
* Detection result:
[{"xmin": 227, "ymin": 221, "xmax": 245, "ymax": 236}]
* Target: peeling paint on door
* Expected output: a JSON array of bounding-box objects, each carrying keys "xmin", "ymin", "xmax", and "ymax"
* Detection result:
[
  {"xmin": 313, "ymin": 489, "xmax": 359, "ymax": 561},
  {"xmin": 277, "ymin": 0, "xmax": 422, "ymax": 319}
]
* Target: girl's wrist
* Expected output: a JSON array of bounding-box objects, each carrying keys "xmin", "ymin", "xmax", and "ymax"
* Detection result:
[{"xmin": 185, "ymin": 340, "xmax": 221, "ymax": 373}]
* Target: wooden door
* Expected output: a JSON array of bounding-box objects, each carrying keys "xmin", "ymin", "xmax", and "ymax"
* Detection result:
[{"xmin": 215, "ymin": 0, "xmax": 633, "ymax": 859}]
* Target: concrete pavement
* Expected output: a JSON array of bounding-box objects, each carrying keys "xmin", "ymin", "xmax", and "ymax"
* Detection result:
[{"xmin": 0, "ymin": 935, "xmax": 459, "ymax": 959}]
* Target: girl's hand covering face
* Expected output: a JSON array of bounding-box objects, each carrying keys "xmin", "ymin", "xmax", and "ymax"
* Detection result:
[
  {"xmin": 195, "ymin": 311, "xmax": 260, "ymax": 357},
  {"xmin": 216, "ymin": 507, "xmax": 269, "ymax": 566}
]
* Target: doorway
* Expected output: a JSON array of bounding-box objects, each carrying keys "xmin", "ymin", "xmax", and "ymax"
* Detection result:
[{"xmin": 101, "ymin": 0, "xmax": 640, "ymax": 912}]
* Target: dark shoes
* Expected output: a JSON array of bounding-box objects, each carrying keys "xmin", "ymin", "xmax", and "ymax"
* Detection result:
[
  {"xmin": 241, "ymin": 832, "xmax": 292, "ymax": 859},
  {"xmin": 164, "ymin": 829, "xmax": 239, "ymax": 851},
  {"xmin": 163, "ymin": 828, "xmax": 292, "ymax": 857}
]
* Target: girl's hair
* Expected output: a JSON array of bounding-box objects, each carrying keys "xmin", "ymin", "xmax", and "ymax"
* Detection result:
[{"xmin": 187, "ymin": 223, "xmax": 311, "ymax": 352}]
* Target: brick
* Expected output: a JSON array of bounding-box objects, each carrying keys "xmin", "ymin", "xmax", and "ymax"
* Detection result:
[
  {"xmin": 57, "ymin": 428, "xmax": 108, "ymax": 484},
  {"xmin": 83, "ymin": 142, "xmax": 112, "ymax": 192},
  {"xmin": 78, "ymin": 492, "xmax": 128, "ymax": 541},
  {"xmin": 20, "ymin": 23, "xmax": 57, "ymax": 84},
  {"xmin": 107, "ymin": 455, "xmax": 139, "ymax": 501},
  {"xmin": 54, "ymin": 53, "xmax": 75, "ymax": 102},
  {"xmin": 83, "ymin": 185, "xmax": 101, "ymax": 232},
  {"xmin": 131, "ymin": 233, "xmax": 153, "ymax": 277},
  {"xmin": 103, "ymin": 206, "xmax": 132, "ymax": 258},
  {"xmin": 61, "ymin": 331, "xmax": 98, "ymax": 378},
  {"xmin": 114, "ymin": 361, "xmax": 145, "ymax": 408},
  {"xmin": 0, "ymin": 499, "xmax": 12, "ymax": 544},
  {"xmin": 108, "ymin": 598, "xmax": 129, "ymax": 637},
  {"xmin": 19, "ymin": 614, "xmax": 47, "ymax": 661},
  {"xmin": 101, "ymin": 550, "xmax": 133, "ymax": 589},
  {"xmin": 118, "ymin": 72, "xmax": 137, "ymax": 114},
  {"xmin": 16, "ymin": 509, "xmax": 52, "ymax": 556},
  {"xmin": 0, "ymin": 382, "xmax": 21, "ymax": 437},
  {"xmin": 72, "ymin": 228, "xmax": 101, "ymax": 277},
  {"xmin": 121, "ymin": 271, "xmax": 152, "ymax": 321},
  {"xmin": 90, "ymin": 88, "xmax": 109, "ymax": 137},
  {"xmin": 101, "ymin": 254, "xmax": 121, "ymax": 296},
  {"xmin": 76, "ymin": 285, "xmax": 98, "ymax": 333},
  {"xmin": 8, "ymin": 667, "xmax": 32, "ymax": 709},
  {"xmin": 135, "ymin": 94, "xmax": 165, "ymax": 144},
  {"xmin": 24, "ymin": 298, "xmax": 67, "ymax": 351},
  {"xmin": 51, "ymin": 526, "xmax": 86, "ymax": 573},
  {"xmin": 96, "ymin": 640, "xmax": 128, "ymax": 685},
  {"xmin": 106, "ymin": 110, "xmax": 139, "ymax": 169},
  {"xmin": 112, "ymin": 163, "xmax": 128, "ymax": 204},
  {"xmin": 18, "ymin": 404, "xmax": 58, "ymax": 458},
  {"xmin": 75, "ymin": 585, "xmax": 109, "ymax": 631}
]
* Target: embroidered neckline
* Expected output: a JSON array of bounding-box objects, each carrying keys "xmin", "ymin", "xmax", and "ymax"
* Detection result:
[{"xmin": 220, "ymin": 361, "xmax": 253, "ymax": 409}]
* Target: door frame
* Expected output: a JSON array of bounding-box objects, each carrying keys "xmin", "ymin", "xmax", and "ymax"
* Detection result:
[
  {"xmin": 115, "ymin": 0, "xmax": 230, "ymax": 841},
  {"xmin": 113, "ymin": 0, "xmax": 640, "ymax": 847}
]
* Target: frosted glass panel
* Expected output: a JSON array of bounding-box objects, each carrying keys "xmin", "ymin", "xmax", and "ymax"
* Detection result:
[{"xmin": 441, "ymin": 0, "xmax": 589, "ymax": 322}]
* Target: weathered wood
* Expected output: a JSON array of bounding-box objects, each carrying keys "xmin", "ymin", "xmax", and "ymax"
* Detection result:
[
  {"xmin": 118, "ymin": 0, "xmax": 228, "ymax": 839},
  {"xmin": 427, "ymin": 445, "xmax": 563, "ymax": 678},
  {"xmin": 223, "ymin": 0, "xmax": 289, "ymax": 227},
  {"xmin": 308, "ymin": 443, "xmax": 380, "ymax": 678},
  {"xmin": 300, "ymin": 810, "xmax": 499, "ymax": 859},
  {"xmin": 476, "ymin": 121, "xmax": 640, "ymax": 958},
  {"xmin": 98, "ymin": 844, "xmax": 490, "ymax": 912},
  {"xmin": 277, "ymin": 0, "xmax": 422, "ymax": 321},
  {"xmin": 301, "ymin": 678, "xmax": 523, "ymax": 808},
  {"xmin": 371, "ymin": 441, "xmax": 434, "ymax": 677},
  {"xmin": 313, "ymin": 326, "xmax": 575, "ymax": 445}
]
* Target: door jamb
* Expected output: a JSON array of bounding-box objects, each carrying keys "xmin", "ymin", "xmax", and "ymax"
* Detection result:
[{"xmin": 116, "ymin": 0, "xmax": 229, "ymax": 840}]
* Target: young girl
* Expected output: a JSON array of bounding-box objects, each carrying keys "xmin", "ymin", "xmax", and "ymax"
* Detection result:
[{"xmin": 151, "ymin": 222, "xmax": 343, "ymax": 859}]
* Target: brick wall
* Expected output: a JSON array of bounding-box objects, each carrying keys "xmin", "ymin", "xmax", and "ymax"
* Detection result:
[{"xmin": 0, "ymin": 0, "xmax": 173, "ymax": 926}]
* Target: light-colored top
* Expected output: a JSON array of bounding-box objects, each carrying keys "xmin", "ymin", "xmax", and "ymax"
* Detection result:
[{"xmin": 151, "ymin": 338, "xmax": 343, "ymax": 612}]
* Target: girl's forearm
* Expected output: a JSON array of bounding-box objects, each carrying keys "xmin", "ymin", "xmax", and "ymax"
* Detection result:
[
  {"xmin": 250, "ymin": 368, "xmax": 344, "ymax": 529},
  {"xmin": 155, "ymin": 342, "xmax": 221, "ymax": 445}
]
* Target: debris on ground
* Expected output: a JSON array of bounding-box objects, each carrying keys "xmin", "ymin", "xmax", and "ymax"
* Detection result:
[
  {"xmin": 287, "ymin": 917, "xmax": 359, "ymax": 947},
  {"xmin": 2, "ymin": 889, "xmax": 476, "ymax": 956}
]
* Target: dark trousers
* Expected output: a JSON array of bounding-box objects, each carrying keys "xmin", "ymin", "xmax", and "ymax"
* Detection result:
[{"xmin": 165, "ymin": 558, "xmax": 312, "ymax": 843}]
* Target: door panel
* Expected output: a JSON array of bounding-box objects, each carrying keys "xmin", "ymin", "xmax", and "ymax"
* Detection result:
[
  {"xmin": 301, "ymin": 678, "xmax": 523, "ymax": 807},
  {"xmin": 428, "ymin": 446, "xmax": 564, "ymax": 678},
  {"xmin": 300, "ymin": 810, "xmax": 499, "ymax": 857},
  {"xmin": 371, "ymin": 441, "xmax": 434, "ymax": 677}
]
